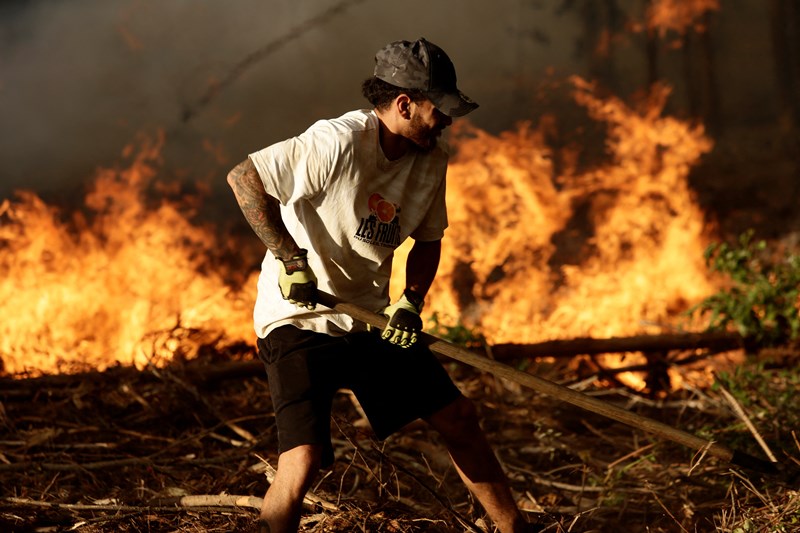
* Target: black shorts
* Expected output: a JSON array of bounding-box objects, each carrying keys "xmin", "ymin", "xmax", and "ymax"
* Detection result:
[{"xmin": 257, "ymin": 325, "xmax": 462, "ymax": 467}]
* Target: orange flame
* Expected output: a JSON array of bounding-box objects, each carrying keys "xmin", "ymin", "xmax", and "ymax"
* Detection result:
[
  {"xmin": 0, "ymin": 131, "xmax": 255, "ymax": 376},
  {"xmin": 393, "ymin": 78, "xmax": 717, "ymax": 389},
  {"xmin": 646, "ymin": 0, "xmax": 719, "ymax": 36},
  {"xmin": 3, "ymin": 81, "xmax": 720, "ymax": 387}
]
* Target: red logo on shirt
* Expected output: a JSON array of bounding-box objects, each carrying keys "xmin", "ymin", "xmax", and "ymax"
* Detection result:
[
  {"xmin": 368, "ymin": 193, "xmax": 397, "ymax": 223},
  {"xmin": 355, "ymin": 193, "xmax": 401, "ymax": 247}
]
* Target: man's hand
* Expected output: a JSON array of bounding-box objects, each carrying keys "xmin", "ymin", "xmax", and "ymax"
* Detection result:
[
  {"xmin": 277, "ymin": 249, "xmax": 317, "ymax": 310},
  {"xmin": 380, "ymin": 290, "xmax": 424, "ymax": 348}
]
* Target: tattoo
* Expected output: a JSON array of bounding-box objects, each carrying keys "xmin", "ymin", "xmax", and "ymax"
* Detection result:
[{"xmin": 227, "ymin": 158, "xmax": 299, "ymax": 259}]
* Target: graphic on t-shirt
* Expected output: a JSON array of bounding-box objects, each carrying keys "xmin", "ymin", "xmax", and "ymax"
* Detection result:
[{"xmin": 354, "ymin": 193, "xmax": 402, "ymax": 247}]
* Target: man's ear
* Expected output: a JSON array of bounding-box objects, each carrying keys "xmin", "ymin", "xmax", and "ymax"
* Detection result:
[{"xmin": 395, "ymin": 94, "xmax": 412, "ymax": 120}]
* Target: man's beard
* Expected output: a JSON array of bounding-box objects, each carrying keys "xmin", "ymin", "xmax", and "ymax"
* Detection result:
[{"xmin": 408, "ymin": 113, "xmax": 442, "ymax": 152}]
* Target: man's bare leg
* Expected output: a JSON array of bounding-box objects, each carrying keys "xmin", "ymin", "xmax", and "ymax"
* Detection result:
[
  {"xmin": 259, "ymin": 444, "xmax": 322, "ymax": 533},
  {"xmin": 425, "ymin": 396, "xmax": 530, "ymax": 533}
]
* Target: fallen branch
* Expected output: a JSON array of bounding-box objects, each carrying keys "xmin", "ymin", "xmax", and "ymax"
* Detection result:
[
  {"xmin": 2, "ymin": 496, "xmax": 255, "ymax": 513},
  {"xmin": 151, "ymin": 494, "xmax": 262, "ymax": 510},
  {"xmin": 490, "ymin": 331, "xmax": 743, "ymax": 359}
]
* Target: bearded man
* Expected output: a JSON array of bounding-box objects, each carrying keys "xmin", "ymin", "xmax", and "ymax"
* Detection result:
[{"xmin": 227, "ymin": 38, "xmax": 538, "ymax": 533}]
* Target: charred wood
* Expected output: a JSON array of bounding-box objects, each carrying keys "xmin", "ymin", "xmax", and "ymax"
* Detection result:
[{"xmin": 488, "ymin": 331, "xmax": 742, "ymax": 360}]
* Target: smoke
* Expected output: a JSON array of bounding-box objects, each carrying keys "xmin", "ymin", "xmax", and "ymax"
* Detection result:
[
  {"xmin": 0, "ymin": 0, "xmax": 589, "ymax": 203},
  {"xmin": 0, "ymin": 0, "xmax": 790, "ymax": 222}
]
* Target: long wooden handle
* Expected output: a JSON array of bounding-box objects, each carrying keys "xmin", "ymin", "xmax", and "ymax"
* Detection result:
[{"xmin": 316, "ymin": 290, "xmax": 779, "ymax": 475}]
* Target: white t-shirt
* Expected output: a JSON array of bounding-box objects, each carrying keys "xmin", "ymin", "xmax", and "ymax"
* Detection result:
[{"xmin": 248, "ymin": 109, "xmax": 449, "ymax": 338}]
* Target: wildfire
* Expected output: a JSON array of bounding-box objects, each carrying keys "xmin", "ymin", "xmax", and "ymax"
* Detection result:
[
  {"xmin": 646, "ymin": 0, "xmax": 719, "ymax": 36},
  {"xmin": 2, "ymin": 80, "xmax": 720, "ymax": 387},
  {"xmin": 0, "ymin": 132, "xmax": 255, "ymax": 376},
  {"xmin": 394, "ymin": 77, "xmax": 717, "ymax": 389}
]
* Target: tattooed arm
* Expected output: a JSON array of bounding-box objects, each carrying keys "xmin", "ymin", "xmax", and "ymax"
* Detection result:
[{"xmin": 226, "ymin": 157, "xmax": 300, "ymax": 261}]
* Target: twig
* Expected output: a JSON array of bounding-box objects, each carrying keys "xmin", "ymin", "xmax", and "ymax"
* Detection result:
[
  {"xmin": 606, "ymin": 443, "xmax": 656, "ymax": 470},
  {"xmin": 0, "ymin": 457, "xmax": 152, "ymax": 472},
  {"xmin": 250, "ymin": 455, "xmax": 339, "ymax": 511},
  {"xmin": 154, "ymin": 494, "xmax": 263, "ymax": 509},
  {"xmin": 505, "ymin": 464, "xmax": 605, "ymax": 493},
  {"xmin": 647, "ymin": 484, "xmax": 690, "ymax": 533},
  {"xmin": 151, "ymin": 366, "xmax": 257, "ymax": 444},
  {"xmin": 717, "ymin": 386, "xmax": 778, "ymax": 462},
  {"xmin": 687, "ymin": 440, "xmax": 714, "ymax": 477},
  {"xmin": 2, "ymin": 496, "xmax": 254, "ymax": 514},
  {"xmin": 329, "ymin": 417, "xmax": 482, "ymax": 533},
  {"xmin": 728, "ymin": 469, "xmax": 778, "ymax": 513}
]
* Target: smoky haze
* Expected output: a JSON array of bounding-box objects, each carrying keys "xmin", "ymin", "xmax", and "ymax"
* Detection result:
[
  {"xmin": 0, "ymin": 0, "xmax": 580, "ymax": 198},
  {"xmin": 0, "ymin": 0, "xmax": 794, "ymax": 232}
]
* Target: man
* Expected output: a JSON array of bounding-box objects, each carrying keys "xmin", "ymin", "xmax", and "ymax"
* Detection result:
[{"xmin": 228, "ymin": 38, "xmax": 535, "ymax": 533}]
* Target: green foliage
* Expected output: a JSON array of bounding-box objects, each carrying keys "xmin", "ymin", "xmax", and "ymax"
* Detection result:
[
  {"xmin": 688, "ymin": 230, "xmax": 800, "ymax": 346},
  {"xmin": 426, "ymin": 312, "xmax": 486, "ymax": 348}
]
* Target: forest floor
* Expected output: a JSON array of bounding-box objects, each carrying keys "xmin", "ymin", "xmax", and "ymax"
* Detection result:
[
  {"xmin": 1, "ymin": 337, "xmax": 798, "ymax": 533},
  {"xmin": 1, "ymin": 119, "xmax": 798, "ymax": 532}
]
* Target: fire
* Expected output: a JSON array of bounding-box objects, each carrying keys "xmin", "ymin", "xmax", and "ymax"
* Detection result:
[
  {"xmin": 0, "ymin": 131, "xmax": 255, "ymax": 376},
  {"xmin": 646, "ymin": 0, "xmax": 719, "ymax": 36},
  {"xmin": 2, "ymin": 80, "xmax": 720, "ymax": 388},
  {"xmin": 394, "ymin": 77, "xmax": 717, "ymax": 389}
]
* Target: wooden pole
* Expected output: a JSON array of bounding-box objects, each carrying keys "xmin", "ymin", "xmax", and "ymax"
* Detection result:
[
  {"xmin": 490, "ymin": 331, "xmax": 742, "ymax": 359},
  {"xmin": 315, "ymin": 291, "xmax": 779, "ymax": 476}
]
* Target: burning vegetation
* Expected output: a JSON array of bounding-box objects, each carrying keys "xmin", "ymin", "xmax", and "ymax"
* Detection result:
[
  {"xmin": 3, "ymin": 78, "xmax": 719, "ymax": 387},
  {"xmin": 2, "ymin": 78, "xmax": 797, "ymax": 532},
  {"xmin": 0, "ymin": 132, "xmax": 256, "ymax": 376},
  {"xmin": 2, "ymin": 1, "xmax": 800, "ymax": 530}
]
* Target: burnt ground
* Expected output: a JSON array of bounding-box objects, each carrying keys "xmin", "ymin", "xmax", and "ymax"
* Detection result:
[{"xmin": 1, "ymin": 339, "xmax": 798, "ymax": 533}]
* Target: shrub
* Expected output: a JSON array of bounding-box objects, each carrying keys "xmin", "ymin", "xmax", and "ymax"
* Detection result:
[{"xmin": 689, "ymin": 230, "xmax": 800, "ymax": 346}]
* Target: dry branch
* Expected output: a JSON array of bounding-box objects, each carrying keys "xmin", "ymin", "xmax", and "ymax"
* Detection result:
[
  {"xmin": 151, "ymin": 494, "xmax": 263, "ymax": 510},
  {"xmin": 490, "ymin": 331, "xmax": 743, "ymax": 359},
  {"xmin": 2, "ymin": 496, "xmax": 255, "ymax": 514},
  {"xmin": 718, "ymin": 386, "xmax": 779, "ymax": 463}
]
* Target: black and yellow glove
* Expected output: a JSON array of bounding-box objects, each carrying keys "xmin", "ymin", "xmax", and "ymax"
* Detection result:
[
  {"xmin": 277, "ymin": 249, "xmax": 317, "ymax": 310},
  {"xmin": 380, "ymin": 289, "xmax": 425, "ymax": 348}
]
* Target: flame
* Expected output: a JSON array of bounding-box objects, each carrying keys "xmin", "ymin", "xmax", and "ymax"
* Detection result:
[
  {"xmin": 0, "ymin": 131, "xmax": 255, "ymax": 376},
  {"xmin": 394, "ymin": 78, "xmax": 717, "ymax": 390},
  {"xmin": 646, "ymin": 0, "xmax": 719, "ymax": 36},
  {"xmin": 3, "ymin": 79, "xmax": 721, "ymax": 389}
]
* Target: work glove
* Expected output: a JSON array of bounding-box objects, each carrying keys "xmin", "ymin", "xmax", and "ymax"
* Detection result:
[
  {"xmin": 380, "ymin": 289, "xmax": 424, "ymax": 348},
  {"xmin": 277, "ymin": 249, "xmax": 317, "ymax": 310}
]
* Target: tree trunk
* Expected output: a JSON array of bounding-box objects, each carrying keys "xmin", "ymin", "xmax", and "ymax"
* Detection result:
[{"xmin": 769, "ymin": 0, "xmax": 800, "ymax": 130}]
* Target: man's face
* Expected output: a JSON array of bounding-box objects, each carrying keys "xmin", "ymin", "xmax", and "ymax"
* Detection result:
[{"xmin": 406, "ymin": 100, "xmax": 453, "ymax": 151}]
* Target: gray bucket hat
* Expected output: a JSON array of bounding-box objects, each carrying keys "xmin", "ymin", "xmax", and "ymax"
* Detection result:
[{"xmin": 373, "ymin": 38, "xmax": 479, "ymax": 117}]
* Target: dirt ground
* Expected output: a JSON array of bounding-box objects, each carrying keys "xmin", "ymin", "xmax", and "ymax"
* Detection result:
[{"xmin": 1, "ymin": 338, "xmax": 797, "ymax": 532}]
